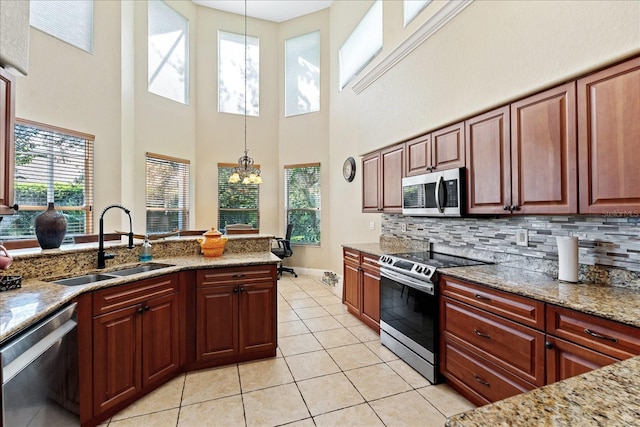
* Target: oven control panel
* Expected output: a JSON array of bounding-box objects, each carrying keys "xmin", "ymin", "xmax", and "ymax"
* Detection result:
[{"xmin": 379, "ymin": 255, "xmax": 436, "ymax": 281}]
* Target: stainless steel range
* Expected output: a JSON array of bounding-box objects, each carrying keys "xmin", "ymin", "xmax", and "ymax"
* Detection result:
[{"xmin": 378, "ymin": 251, "xmax": 486, "ymax": 384}]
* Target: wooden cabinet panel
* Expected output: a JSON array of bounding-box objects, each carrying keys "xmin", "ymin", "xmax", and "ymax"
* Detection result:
[
  {"xmin": 93, "ymin": 275, "xmax": 177, "ymax": 315},
  {"xmin": 0, "ymin": 67, "xmax": 16, "ymax": 215},
  {"xmin": 511, "ymin": 82, "xmax": 577, "ymax": 214},
  {"xmin": 380, "ymin": 145, "xmax": 404, "ymax": 212},
  {"xmin": 432, "ymin": 121, "xmax": 465, "ymax": 171},
  {"xmin": 545, "ymin": 336, "xmax": 618, "ymax": 384},
  {"xmin": 578, "ymin": 56, "xmax": 640, "ymax": 214},
  {"xmin": 362, "ymin": 153, "xmax": 380, "ymax": 212},
  {"xmin": 342, "ymin": 248, "xmax": 380, "ymax": 333},
  {"xmin": 196, "ymin": 286, "xmax": 238, "ymax": 360},
  {"xmin": 142, "ymin": 293, "xmax": 180, "ymax": 387},
  {"xmin": 197, "ymin": 265, "xmax": 275, "ymax": 287},
  {"xmin": 343, "ymin": 255, "xmax": 361, "ymax": 314},
  {"xmin": 405, "ymin": 134, "xmax": 430, "ymax": 176},
  {"xmin": 239, "ymin": 282, "xmax": 276, "ymax": 354},
  {"xmin": 465, "ymin": 106, "xmax": 511, "ymax": 214}
]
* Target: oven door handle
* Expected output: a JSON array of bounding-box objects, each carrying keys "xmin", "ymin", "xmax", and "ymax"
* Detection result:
[{"xmin": 380, "ymin": 267, "xmax": 434, "ymax": 295}]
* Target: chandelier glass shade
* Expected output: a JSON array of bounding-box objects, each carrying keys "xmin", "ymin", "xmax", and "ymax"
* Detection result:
[{"xmin": 229, "ymin": 0, "xmax": 262, "ymax": 185}]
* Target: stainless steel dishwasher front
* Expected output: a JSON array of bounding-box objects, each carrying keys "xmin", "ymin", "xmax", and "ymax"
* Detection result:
[{"xmin": 1, "ymin": 302, "xmax": 79, "ymax": 426}]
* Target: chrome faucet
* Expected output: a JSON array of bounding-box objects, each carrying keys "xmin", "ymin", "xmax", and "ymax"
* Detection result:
[{"xmin": 98, "ymin": 204, "xmax": 134, "ymax": 268}]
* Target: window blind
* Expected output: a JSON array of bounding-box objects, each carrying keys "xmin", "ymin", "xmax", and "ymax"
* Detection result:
[
  {"xmin": 146, "ymin": 153, "xmax": 190, "ymax": 233},
  {"xmin": 217, "ymin": 164, "xmax": 260, "ymax": 231},
  {"xmin": 285, "ymin": 31, "xmax": 320, "ymax": 117},
  {"xmin": 218, "ymin": 30, "xmax": 260, "ymax": 116},
  {"xmin": 285, "ymin": 163, "xmax": 321, "ymax": 245},
  {"xmin": 30, "ymin": 0, "xmax": 94, "ymax": 53}
]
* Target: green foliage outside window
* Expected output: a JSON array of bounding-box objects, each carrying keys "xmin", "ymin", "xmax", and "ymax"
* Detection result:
[
  {"xmin": 218, "ymin": 167, "xmax": 259, "ymax": 231},
  {"xmin": 285, "ymin": 165, "xmax": 320, "ymax": 245}
]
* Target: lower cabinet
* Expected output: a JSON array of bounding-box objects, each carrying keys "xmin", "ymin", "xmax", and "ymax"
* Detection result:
[{"xmin": 342, "ymin": 248, "xmax": 380, "ymax": 332}]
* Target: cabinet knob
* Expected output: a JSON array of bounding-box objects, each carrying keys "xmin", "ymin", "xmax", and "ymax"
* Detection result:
[
  {"xmin": 240, "ymin": 287, "xmax": 245, "ymax": 292},
  {"xmin": 144, "ymin": 305, "xmax": 150, "ymax": 311},
  {"xmin": 511, "ymin": 205, "xmax": 520, "ymax": 211},
  {"xmin": 137, "ymin": 307, "xmax": 143, "ymax": 314},
  {"xmin": 11, "ymin": 204, "xmax": 18, "ymax": 211},
  {"xmin": 503, "ymin": 205, "xmax": 510, "ymax": 211},
  {"xmin": 545, "ymin": 341, "xmax": 554, "ymax": 349},
  {"xmin": 233, "ymin": 287, "xmax": 239, "ymax": 293}
]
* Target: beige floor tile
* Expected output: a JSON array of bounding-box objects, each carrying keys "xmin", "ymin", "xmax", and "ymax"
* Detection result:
[
  {"xmin": 289, "ymin": 298, "xmax": 320, "ymax": 309},
  {"xmin": 295, "ymin": 306, "xmax": 330, "ymax": 319},
  {"xmin": 364, "ymin": 341, "xmax": 400, "ymax": 362},
  {"xmin": 110, "ymin": 408, "xmax": 179, "ymax": 427},
  {"xmin": 278, "ymin": 309, "xmax": 300, "ymax": 322},
  {"xmin": 111, "ymin": 375, "xmax": 184, "ymax": 420},
  {"xmin": 282, "ymin": 291, "xmax": 311, "ymax": 301},
  {"xmin": 243, "ymin": 383, "xmax": 310, "ymax": 427},
  {"xmin": 306, "ymin": 288, "xmax": 335, "ymax": 298},
  {"xmin": 387, "ymin": 359, "xmax": 432, "ymax": 388},
  {"xmin": 181, "ymin": 365, "xmax": 240, "ymax": 406},
  {"xmin": 177, "ymin": 395, "xmax": 245, "ymax": 427},
  {"xmin": 313, "ymin": 403, "xmax": 384, "ymax": 427},
  {"xmin": 417, "ymin": 383, "xmax": 476, "ymax": 417},
  {"xmin": 278, "ymin": 283, "xmax": 302, "ymax": 293},
  {"xmin": 323, "ymin": 304, "xmax": 349, "ymax": 316},
  {"xmin": 345, "ymin": 364, "xmax": 412, "ymax": 401},
  {"xmin": 333, "ymin": 313, "xmax": 366, "ymax": 328},
  {"xmin": 302, "ymin": 316, "xmax": 343, "ymax": 332},
  {"xmin": 279, "ymin": 319, "xmax": 311, "ymax": 337},
  {"xmin": 298, "ymin": 372, "xmax": 365, "ymax": 416},
  {"xmin": 313, "ymin": 295, "xmax": 343, "ymax": 306},
  {"xmin": 278, "ymin": 333, "xmax": 323, "ymax": 356},
  {"xmin": 314, "ymin": 328, "xmax": 360, "ymax": 349},
  {"xmin": 285, "ymin": 349, "xmax": 341, "ymax": 381},
  {"xmin": 327, "ymin": 343, "xmax": 383, "ymax": 371},
  {"xmin": 281, "ymin": 418, "xmax": 315, "ymax": 427},
  {"xmin": 370, "ymin": 390, "xmax": 446, "ymax": 427},
  {"xmin": 348, "ymin": 324, "xmax": 380, "ymax": 342},
  {"xmin": 238, "ymin": 357, "xmax": 294, "ymax": 392}
]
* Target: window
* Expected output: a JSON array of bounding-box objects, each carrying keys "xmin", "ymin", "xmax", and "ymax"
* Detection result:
[
  {"xmin": 146, "ymin": 153, "xmax": 190, "ymax": 233},
  {"xmin": 404, "ymin": 0, "xmax": 432, "ymax": 27},
  {"xmin": 338, "ymin": 0, "xmax": 382, "ymax": 90},
  {"xmin": 30, "ymin": 0, "xmax": 94, "ymax": 53},
  {"xmin": 285, "ymin": 31, "xmax": 320, "ymax": 117},
  {"xmin": 218, "ymin": 30, "xmax": 260, "ymax": 116},
  {"xmin": 218, "ymin": 164, "xmax": 259, "ymax": 231},
  {"xmin": 0, "ymin": 120, "xmax": 94, "ymax": 242},
  {"xmin": 285, "ymin": 163, "xmax": 320, "ymax": 245},
  {"xmin": 148, "ymin": 0, "xmax": 189, "ymax": 104}
]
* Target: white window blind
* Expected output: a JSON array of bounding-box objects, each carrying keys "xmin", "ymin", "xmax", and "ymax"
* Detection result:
[
  {"xmin": 285, "ymin": 31, "xmax": 320, "ymax": 117},
  {"xmin": 148, "ymin": 0, "xmax": 189, "ymax": 104},
  {"xmin": 218, "ymin": 30, "xmax": 260, "ymax": 116},
  {"xmin": 30, "ymin": 0, "xmax": 94, "ymax": 53},
  {"xmin": 217, "ymin": 164, "xmax": 260, "ymax": 231},
  {"xmin": 404, "ymin": 0, "xmax": 432, "ymax": 27},
  {"xmin": 146, "ymin": 153, "xmax": 190, "ymax": 233},
  {"xmin": 338, "ymin": 0, "xmax": 382, "ymax": 90},
  {"xmin": 285, "ymin": 163, "xmax": 320, "ymax": 245},
  {"xmin": 0, "ymin": 120, "xmax": 94, "ymax": 242}
]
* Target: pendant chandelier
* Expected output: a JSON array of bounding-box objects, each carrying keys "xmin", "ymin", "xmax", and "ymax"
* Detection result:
[{"xmin": 229, "ymin": 0, "xmax": 263, "ymax": 185}]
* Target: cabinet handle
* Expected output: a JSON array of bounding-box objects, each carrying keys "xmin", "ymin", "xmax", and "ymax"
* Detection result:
[
  {"xmin": 233, "ymin": 287, "xmax": 239, "ymax": 293},
  {"xmin": 474, "ymin": 328, "xmax": 491, "ymax": 339},
  {"xmin": 11, "ymin": 204, "xmax": 18, "ymax": 211},
  {"xmin": 511, "ymin": 205, "xmax": 520, "ymax": 211},
  {"xmin": 584, "ymin": 328, "xmax": 618, "ymax": 343},
  {"xmin": 503, "ymin": 205, "xmax": 510, "ymax": 211},
  {"xmin": 545, "ymin": 341, "xmax": 554, "ymax": 349},
  {"xmin": 137, "ymin": 307, "xmax": 143, "ymax": 314},
  {"xmin": 232, "ymin": 274, "xmax": 246, "ymax": 279},
  {"xmin": 473, "ymin": 374, "xmax": 490, "ymax": 387},
  {"xmin": 474, "ymin": 294, "xmax": 491, "ymax": 301},
  {"xmin": 240, "ymin": 287, "xmax": 245, "ymax": 292},
  {"xmin": 144, "ymin": 305, "xmax": 150, "ymax": 311}
]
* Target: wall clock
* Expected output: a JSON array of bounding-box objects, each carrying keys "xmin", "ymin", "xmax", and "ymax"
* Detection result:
[{"xmin": 343, "ymin": 157, "xmax": 356, "ymax": 182}]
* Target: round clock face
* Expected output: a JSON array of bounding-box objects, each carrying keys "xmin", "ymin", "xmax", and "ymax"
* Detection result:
[{"xmin": 343, "ymin": 157, "xmax": 356, "ymax": 182}]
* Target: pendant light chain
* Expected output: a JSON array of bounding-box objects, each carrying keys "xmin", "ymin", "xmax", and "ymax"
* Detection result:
[{"xmin": 244, "ymin": 0, "xmax": 247, "ymax": 155}]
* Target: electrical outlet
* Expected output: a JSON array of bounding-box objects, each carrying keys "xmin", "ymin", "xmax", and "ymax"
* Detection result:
[
  {"xmin": 401, "ymin": 223, "xmax": 407, "ymax": 232},
  {"xmin": 369, "ymin": 221, "xmax": 375, "ymax": 230},
  {"xmin": 516, "ymin": 229, "xmax": 528, "ymax": 246}
]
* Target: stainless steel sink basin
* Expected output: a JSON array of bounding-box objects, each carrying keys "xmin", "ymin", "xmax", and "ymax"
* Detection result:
[
  {"xmin": 108, "ymin": 263, "xmax": 175, "ymax": 276},
  {"xmin": 53, "ymin": 274, "xmax": 116, "ymax": 286}
]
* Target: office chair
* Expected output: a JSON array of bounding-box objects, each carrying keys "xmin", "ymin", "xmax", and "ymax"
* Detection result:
[{"xmin": 271, "ymin": 224, "xmax": 297, "ymax": 278}]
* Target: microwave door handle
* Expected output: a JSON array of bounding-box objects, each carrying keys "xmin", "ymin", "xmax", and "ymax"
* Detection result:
[{"xmin": 435, "ymin": 175, "xmax": 445, "ymax": 213}]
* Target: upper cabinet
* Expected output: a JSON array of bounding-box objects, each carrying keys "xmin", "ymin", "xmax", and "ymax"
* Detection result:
[
  {"xmin": 466, "ymin": 83, "xmax": 577, "ymax": 215},
  {"xmin": 0, "ymin": 67, "xmax": 16, "ymax": 215},
  {"xmin": 362, "ymin": 144, "xmax": 404, "ymax": 213},
  {"xmin": 578, "ymin": 56, "xmax": 640, "ymax": 215},
  {"xmin": 405, "ymin": 122, "xmax": 465, "ymax": 177}
]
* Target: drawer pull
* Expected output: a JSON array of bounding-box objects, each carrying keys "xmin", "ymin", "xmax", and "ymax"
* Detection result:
[
  {"xmin": 584, "ymin": 328, "xmax": 618, "ymax": 343},
  {"xmin": 473, "ymin": 374, "xmax": 490, "ymax": 387},
  {"xmin": 232, "ymin": 274, "xmax": 246, "ymax": 279},
  {"xmin": 474, "ymin": 328, "xmax": 491, "ymax": 339},
  {"xmin": 474, "ymin": 294, "xmax": 491, "ymax": 301}
]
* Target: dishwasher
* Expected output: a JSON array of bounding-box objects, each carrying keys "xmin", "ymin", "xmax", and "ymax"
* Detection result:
[{"xmin": 1, "ymin": 302, "xmax": 80, "ymax": 426}]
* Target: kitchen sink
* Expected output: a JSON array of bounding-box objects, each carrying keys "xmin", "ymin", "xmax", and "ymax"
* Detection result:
[
  {"xmin": 108, "ymin": 263, "xmax": 175, "ymax": 276},
  {"xmin": 53, "ymin": 274, "xmax": 117, "ymax": 286}
]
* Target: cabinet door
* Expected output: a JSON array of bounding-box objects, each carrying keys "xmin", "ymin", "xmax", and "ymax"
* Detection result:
[
  {"xmin": 380, "ymin": 144, "xmax": 404, "ymax": 212},
  {"xmin": 239, "ymin": 281, "xmax": 276, "ymax": 354},
  {"xmin": 142, "ymin": 293, "xmax": 180, "ymax": 387},
  {"xmin": 511, "ymin": 82, "xmax": 577, "ymax": 214},
  {"xmin": 0, "ymin": 67, "xmax": 16, "ymax": 215},
  {"xmin": 93, "ymin": 305, "xmax": 142, "ymax": 415},
  {"xmin": 405, "ymin": 134, "xmax": 431, "ymax": 176},
  {"xmin": 465, "ymin": 106, "xmax": 511, "ymax": 214},
  {"xmin": 578, "ymin": 57, "xmax": 640, "ymax": 214},
  {"xmin": 431, "ymin": 121, "xmax": 465, "ymax": 171},
  {"xmin": 545, "ymin": 336, "xmax": 618, "ymax": 384},
  {"xmin": 362, "ymin": 153, "xmax": 380, "ymax": 212},
  {"xmin": 361, "ymin": 267, "xmax": 380, "ymax": 332},
  {"xmin": 343, "ymin": 257, "xmax": 361, "ymax": 315},
  {"xmin": 196, "ymin": 285, "xmax": 238, "ymax": 361}
]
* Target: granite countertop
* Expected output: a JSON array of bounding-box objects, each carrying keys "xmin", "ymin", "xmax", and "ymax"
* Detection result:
[
  {"xmin": 341, "ymin": 242, "xmax": 409, "ymax": 257},
  {"xmin": 0, "ymin": 252, "xmax": 279, "ymax": 343}
]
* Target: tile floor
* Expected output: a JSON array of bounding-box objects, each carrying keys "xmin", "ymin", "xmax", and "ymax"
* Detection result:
[{"xmin": 103, "ymin": 274, "xmax": 475, "ymax": 427}]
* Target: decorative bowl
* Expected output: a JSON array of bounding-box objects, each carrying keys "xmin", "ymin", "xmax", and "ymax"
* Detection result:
[{"xmin": 197, "ymin": 227, "xmax": 228, "ymax": 258}]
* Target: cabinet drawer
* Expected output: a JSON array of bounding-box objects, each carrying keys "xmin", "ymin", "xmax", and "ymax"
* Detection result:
[
  {"xmin": 546, "ymin": 305, "xmax": 640, "ymax": 360},
  {"xmin": 442, "ymin": 297, "xmax": 545, "ymax": 386},
  {"xmin": 197, "ymin": 265, "xmax": 276, "ymax": 288},
  {"xmin": 440, "ymin": 275, "xmax": 545, "ymax": 330},
  {"xmin": 361, "ymin": 253, "xmax": 380, "ymax": 276},
  {"xmin": 441, "ymin": 338, "xmax": 535, "ymax": 405},
  {"xmin": 343, "ymin": 248, "xmax": 361, "ymax": 265},
  {"xmin": 93, "ymin": 274, "xmax": 178, "ymax": 315}
]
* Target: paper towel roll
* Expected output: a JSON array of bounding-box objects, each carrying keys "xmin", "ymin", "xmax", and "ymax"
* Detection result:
[{"xmin": 556, "ymin": 236, "xmax": 579, "ymax": 283}]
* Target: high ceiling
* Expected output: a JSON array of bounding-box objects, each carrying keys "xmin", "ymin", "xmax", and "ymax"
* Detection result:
[{"xmin": 192, "ymin": 0, "xmax": 334, "ymax": 23}]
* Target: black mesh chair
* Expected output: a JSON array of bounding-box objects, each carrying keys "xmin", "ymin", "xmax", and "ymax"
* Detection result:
[{"xmin": 271, "ymin": 224, "xmax": 297, "ymax": 278}]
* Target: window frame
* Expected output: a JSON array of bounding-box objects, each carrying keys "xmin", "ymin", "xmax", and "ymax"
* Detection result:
[
  {"xmin": 217, "ymin": 163, "xmax": 260, "ymax": 231},
  {"xmin": 404, "ymin": 0, "xmax": 432, "ymax": 27},
  {"xmin": 284, "ymin": 162, "xmax": 321, "ymax": 246},
  {"xmin": 218, "ymin": 30, "xmax": 260, "ymax": 117},
  {"xmin": 145, "ymin": 152, "xmax": 190, "ymax": 233}
]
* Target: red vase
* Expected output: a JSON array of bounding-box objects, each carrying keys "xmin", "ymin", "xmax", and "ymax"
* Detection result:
[{"xmin": 34, "ymin": 202, "xmax": 67, "ymax": 249}]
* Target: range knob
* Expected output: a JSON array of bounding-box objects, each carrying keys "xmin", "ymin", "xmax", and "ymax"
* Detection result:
[{"xmin": 415, "ymin": 266, "xmax": 423, "ymax": 274}]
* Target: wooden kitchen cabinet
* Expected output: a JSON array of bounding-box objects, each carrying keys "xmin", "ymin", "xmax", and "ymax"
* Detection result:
[
  {"xmin": 92, "ymin": 274, "xmax": 180, "ymax": 416},
  {"xmin": 466, "ymin": 83, "xmax": 577, "ymax": 215},
  {"xmin": 545, "ymin": 336, "xmax": 618, "ymax": 384},
  {"xmin": 342, "ymin": 248, "xmax": 380, "ymax": 332},
  {"xmin": 577, "ymin": 56, "xmax": 640, "ymax": 215},
  {"xmin": 362, "ymin": 144, "xmax": 404, "ymax": 213},
  {"xmin": 196, "ymin": 265, "xmax": 277, "ymax": 366},
  {"xmin": 405, "ymin": 122, "xmax": 465, "ymax": 177},
  {"xmin": 0, "ymin": 67, "xmax": 16, "ymax": 215}
]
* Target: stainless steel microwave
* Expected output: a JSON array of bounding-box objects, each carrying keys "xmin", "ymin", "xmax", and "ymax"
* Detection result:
[{"xmin": 402, "ymin": 167, "xmax": 465, "ymax": 216}]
